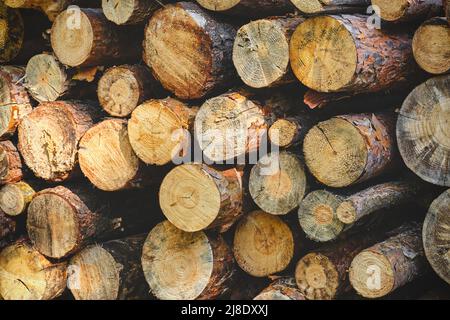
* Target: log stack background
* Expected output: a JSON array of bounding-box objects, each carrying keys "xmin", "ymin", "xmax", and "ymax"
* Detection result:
[{"xmin": 0, "ymin": 0, "xmax": 449, "ymax": 300}]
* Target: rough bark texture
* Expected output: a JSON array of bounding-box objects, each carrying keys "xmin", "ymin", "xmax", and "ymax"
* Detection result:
[
  {"xmin": 128, "ymin": 98, "xmax": 198, "ymax": 165},
  {"xmin": 446, "ymin": 0, "xmax": 450, "ymax": 22},
  {"xmin": 159, "ymin": 163, "xmax": 243, "ymax": 233},
  {"xmin": 397, "ymin": 75, "xmax": 450, "ymax": 187},
  {"xmin": 0, "ymin": 240, "xmax": 67, "ymax": 300},
  {"xmin": 0, "ymin": 141, "xmax": 23, "ymax": 184},
  {"xmin": 0, "ymin": 181, "xmax": 35, "ymax": 216},
  {"xmin": 290, "ymin": 14, "xmax": 417, "ymax": 93},
  {"xmin": 102, "ymin": 0, "xmax": 168, "ymax": 25},
  {"xmin": 196, "ymin": 0, "xmax": 296, "ymax": 16},
  {"xmin": 254, "ymin": 277, "xmax": 306, "ymax": 300},
  {"xmin": 371, "ymin": 0, "xmax": 443, "ymax": 22},
  {"xmin": 349, "ymin": 222, "xmax": 427, "ymax": 298},
  {"xmin": 69, "ymin": 234, "xmax": 150, "ymax": 300},
  {"xmin": 0, "ymin": 66, "xmax": 32, "ymax": 139},
  {"xmin": 51, "ymin": 8, "xmax": 141, "ymax": 67},
  {"xmin": 291, "ymin": 0, "xmax": 370, "ymax": 14},
  {"xmin": 141, "ymin": 220, "xmax": 235, "ymax": 300},
  {"xmin": 423, "ymin": 189, "xmax": 450, "ymax": 285},
  {"xmin": 143, "ymin": 2, "xmax": 237, "ymax": 100},
  {"xmin": 0, "ymin": 210, "xmax": 15, "ymax": 240},
  {"xmin": 303, "ymin": 113, "xmax": 397, "ymax": 188},
  {"xmin": 233, "ymin": 16, "xmax": 304, "ymax": 88},
  {"xmin": 413, "ymin": 17, "xmax": 450, "ymax": 75},
  {"xmin": 18, "ymin": 100, "xmax": 100, "ymax": 182}
]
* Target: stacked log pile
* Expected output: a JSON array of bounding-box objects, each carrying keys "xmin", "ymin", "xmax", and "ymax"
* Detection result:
[{"xmin": 0, "ymin": 0, "xmax": 448, "ymax": 301}]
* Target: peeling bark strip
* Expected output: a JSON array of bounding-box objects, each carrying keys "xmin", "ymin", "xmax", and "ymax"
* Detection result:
[
  {"xmin": 233, "ymin": 16, "xmax": 304, "ymax": 89},
  {"xmin": 233, "ymin": 210, "xmax": 294, "ymax": 277},
  {"xmin": 295, "ymin": 233, "xmax": 382, "ymax": 300},
  {"xmin": 51, "ymin": 8, "xmax": 141, "ymax": 67},
  {"xmin": 290, "ymin": 15, "xmax": 416, "ymax": 93},
  {"xmin": 303, "ymin": 113, "xmax": 397, "ymax": 188},
  {"xmin": 349, "ymin": 222, "xmax": 426, "ymax": 298},
  {"xmin": 0, "ymin": 240, "xmax": 67, "ymax": 300},
  {"xmin": 128, "ymin": 98, "xmax": 198, "ymax": 166},
  {"xmin": 98, "ymin": 64, "xmax": 163, "ymax": 117},
  {"xmin": 371, "ymin": 0, "xmax": 442, "ymax": 22},
  {"xmin": 0, "ymin": 182, "xmax": 35, "ymax": 216},
  {"xmin": 196, "ymin": 0, "xmax": 296, "ymax": 16},
  {"xmin": 141, "ymin": 220, "xmax": 235, "ymax": 300},
  {"xmin": 290, "ymin": 0, "xmax": 370, "ymax": 14},
  {"xmin": 159, "ymin": 163, "xmax": 243, "ymax": 233},
  {"xmin": 69, "ymin": 234, "xmax": 150, "ymax": 300},
  {"xmin": 102, "ymin": 0, "xmax": 168, "ymax": 25},
  {"xmin": 423, "ymin": 189, "xmax": 450, "ymax": 285},
  {"xmin": 143, "ymin": 2, "xmax": 237, "ymax": 100},
  {"xmin": 0, "ymin": 66, "xmax": 32, "ymax": 139},
  {"xmin": 249, "ymin": 151, "xmax": 307, "ymax": 215},
  {"xmin": 0, "ymin": 210, "xmax": 15, "ymax": 239},
  {"xmin": 254, "ymin": 277, "xmax": 305, "ymax": 300},
  {"xmin": 18, "ymin": 101, "xmax": 99, "ymax": 182},
  {"xmin": 413, "ymin": 17, "xmax": 450, "ymax": 75},
  {"xmin": 336, "ymin": 181, "xmax": 421, "ymax": 224},
  {"xmin": 0, "ymin": 141, "xmax": 23, "ymax": 184},
  {"xmin": 397, "ymin": 76, "xmax": 450, "ymax": 187}
]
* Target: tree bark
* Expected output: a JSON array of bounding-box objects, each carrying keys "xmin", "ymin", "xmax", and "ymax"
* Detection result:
[
  {"xmin": 18, "ymin": 100, "xmax": 100, "ymax": 182},
  {"xmin": 290, "ymin": 14, "xmax": 417, "ymax": 93},
  {"xmin": 0, "ymin": 141, "xmax": 23, "ymax": 184},
  {"xmin": 413, "ymin": 17, "xmax": 450, "ymax": 75},
  {"xmin": 423, "ymin": 189, "xmax": 450, "ymax": 285},
  {"xmin": 196, "ymin": 0, "xmax": 296, "ymax": 16},
  {"xmin": 371, "ymin": 0, "xmax": 443, "ymax": 22},
  {"xmin": 349, "ymin": 222, "xmax": 427, "ymax": 298},
  {"xmin": 0, "ymin": 240, "xmax": 67, "ymax": 300},
  {"xmin": 0, "ymin": 181, "xmax": 35, "ymax": 216},
  {"xmin": 0, "ymin": 66, "xmax": 32, "ymax": 139},
  {"xmin": 51, "ymin": 8, "xmax": 141, "ymax": 67},
  {"xmin": 68, "ymin": 234, "xmax": 150, "ymax": 300},
  {"xmin": 128, "ymin": 98, "xmax": 198, "ymax": 165},
  {"xmin": 233, "ymin": 210, "xmax": 295, "ymax": 277},
  {"xmin": 143, "ymin": 2, "xmax": 237, "ymax": 100},
  {"xmin": 141, "ymin": 220, "xmax": 235, "ymax": 300},
  {"xmin": 102, "ymin": 0, "xmax": 168, "ymax": 25},
  {"xmin": 445, "ymin": 0, "xmax": 450, "ymax": 22},
  {"xmin": 254, "ymin": 277, "xmax": 306, "ymax": 300},
  {"xmin": 290, "ymin": 0, "xmax": 370, "ymax": 14},
  {"xmin": 303, "ymin": 112, "xmax": 397, "ymax": 188},
  {"xmin": 249, "ymin": 151, "xmax": 307, "ymax": 215},
  {"xmin": 233, "ymin": 16, "xmax": 304, "ymax": 88},
  {"xmin": 159, "ymin": 163, "xmax": 243, "ymax": 233},
  {"xmin": 397, "ymin": 75, "xmax": 450, "ymax": 187},
  {"xmin": 0, "ymin": 210, "xmax": 15, "ymax": 240}
]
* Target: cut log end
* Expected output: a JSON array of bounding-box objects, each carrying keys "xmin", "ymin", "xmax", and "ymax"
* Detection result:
[
  {"xmin": 249, "ymin": 152, "xmax": 307, "ymax": 215},
  {"xmin": 233, "ymin": 19, "xmax": 290, "ymax": 88},
  {"xmin": 233, "ymin": 210, "xmax": 294, "ymax": 277},
  {"xmin": 290, "ymin": 16, "xmax": 357, "ymax": 92},
  {"xmin": 102, "ymin": 0, "xmax": 137, "ymax": 25},
  {"xmin": 0, "ymin": 182, "xmax": 35, "ymax": 216},
  {"xmin": 79, "ymin": 119, "xmax": 140, "ymax": 191},
  {"xmin": 0, "ymin": 141, "xmax": 22, "ymax": 184},
  {"xmin": 254, "ymin": 278, "xmax": 306, "ymax": 300},
  {"xmin": 290, "ymin": 0, "xmax": 326, "ymax": 13},
  {"xmin": 196, "ymin": 0, "xmax": 241, "ymax": 11},
  {"xmin": 371, "ymin": 0, "xmax": 410, "ymax": 21},
  {"xmin": 295, "ymin": 253, "xmax": 339, "ymax": 300},
  {"xmin": 268, "ymin": 119, "xmax": 298, "ymax": 148},
  {"xmin": 0, "ymin": 6, "xmax": 24, "ymax": 63},
  {"xmin": 303, "ymin": 118, "xmax": 367, "ymax": 188},
  {"xmin": 336, "ymin": 200, "xmax": 357, "ymax": 224}
]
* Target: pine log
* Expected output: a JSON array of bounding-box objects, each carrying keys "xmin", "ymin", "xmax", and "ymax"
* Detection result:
[
  {"xmin": 0, "ymin": 182, "xmax": 35, "ymax": 216},
  {"xmin": 128, "ymin": 98, "xmax": 198, "ymax": 165},
  {"xmin": 68, "ymin": 234, "xmax": 149, "ymax": 300},
  {"xmin": 51, "ymin": 8, "xmax": 141, "ymax": 67},
  {"xmin": 413, "ymin": 17, "xmax": 450, "ymax": 75},
  {"xmin": 0, "ymin": 66, "xmax": 32, "ymax": 139},
  {"xmin": 397, "ymin": 76, "xmax": 450, "ymax": 187},
  {"xmin": 141, "ymin": 220, "xmax": 235, "ymax": 300},
  {"xmin": 303, "ymin": 113, "xmax": 397, "ymax": 188},
  {"xmin": 290, "ymin": 15, "xmax": 416, "ymax": 93},
  {"xmin": 371, "ymin": 0, "xmax": 442, "ymax": 22},
  {"xmin": 0, "ymin": 210, "xmax": 15, "ymax": 239},
  {"xmin": 0, "ymin": 141, "xmax": 23, "ymax": 184},
  {"xmin": 159, "ymin": 163, "xmax": 243, "ymax": 233},
  {"xmin": 102, "ymin": 0, "xmax": 167, "ymax": 25},
  {"xmin": 349, "ymin": 223, "xmax": 427, "ymax": 298},
  {"xmin": 18, "ymin": 100, "xmax": 99, "ymax": 182},
  {"xmin": 336, "ymin": 181, "xmax": 421, "ymax": 224},
  {"xmin": 423, "ymin": 189, "xmax": 450, "ymax": 285},
  {"xmin": 78, "ymin": 118, "xmax": 157, "ymax": 191},
  {"xmin": 196, "ymin": 0, "xmax": 296, "ymax": 16},
  {"xmin": 143, "ymin": 2, "xmax": 237, "ymax": 100},
  {"xmin": 234, "ymin": 210, "xmax": 294, "ymax": 277},
  {"xmin": 233, "ymin": 16, "xmax": 304, "ymax": 88},
  {"xmin": 0, "ymin": 240, "xmax": 67, "ymax": 300},
  {"xmin": 268, "ymin": 113, "xmax": 315, "ymax": 148},
  {"xmin": 290, "ymin": 0, "xmax": 369, "ymax": 14},
  {"xmin": 98, "ymin": 64, "xmax": 162, "ymax": 117},
  {"xmin": 254, "ymin": 277, "xmax": 306, "ymax": 300},
  {"xmin": 249, "ymin": 151, "xmax": 307, "ymax": 215}
]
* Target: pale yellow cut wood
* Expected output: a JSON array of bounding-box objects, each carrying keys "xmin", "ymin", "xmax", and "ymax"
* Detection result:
[{"xmin": 0, "ymin": 181, "xmax": 35, "ymax": 216}]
